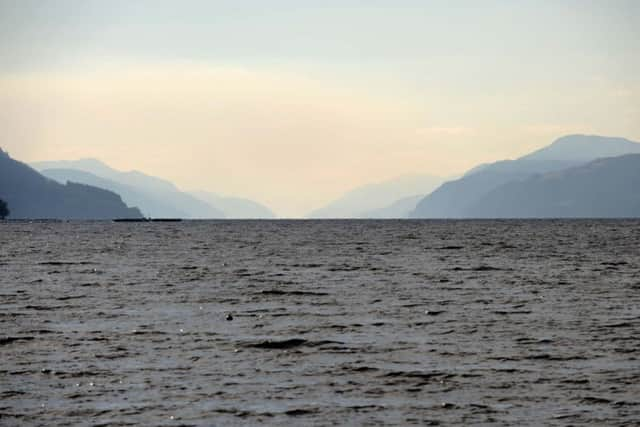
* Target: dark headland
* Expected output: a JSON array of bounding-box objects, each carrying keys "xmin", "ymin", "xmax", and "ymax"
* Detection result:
[{"xmin": 0, "ymin": 149, "xmax": 143, "ymax": 220}]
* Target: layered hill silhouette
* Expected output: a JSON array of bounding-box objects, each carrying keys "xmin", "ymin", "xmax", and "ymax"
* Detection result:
[
  {"xmin": 465, "ymin": 154, "xmax": 640, "ymax": 218},
  {"xmin": 33, "ymin": 159, "xmax": 225, "ymax": 219},
  {"xmin": 40, "ymin": 168, "xmax": 190, "ymax": 219},
  {"xmin": 361, "ymin": 194, "xmax": 424, "ymax": 219},
  {"xmin": 191, "ymin": 191, "xmax": 275, "ymax": 219},
  {"xmin": 0, "ymin": 149, "xmax": 143, "ymax": 219},
  {"xmin": 11, "ymin": 134, "xmax": 640, "ymax": 219},
  {"xmin": 34, "ymin": 159, "xmax": 275, "ymax": 219},
  {"xmin": 411, "ymin": 135, "xmax": 640, "ymax": 218},
  {"xmin": 520, "ymin": 135, "xmax": 640, "ymax": 162},
  {"xmin": 308, "ymin": 174, "xmax": 444, "ymax": 218}
]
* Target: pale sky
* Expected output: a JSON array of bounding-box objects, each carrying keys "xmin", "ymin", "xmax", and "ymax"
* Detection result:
[{"xmin": 1, "ymin": 0, "xmax": 639, "ymax": 216}]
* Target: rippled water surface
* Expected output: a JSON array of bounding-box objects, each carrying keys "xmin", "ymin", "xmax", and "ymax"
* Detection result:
[{"xmin": 1, "ymin": 220, "xmax": 640, "ymax": 426}]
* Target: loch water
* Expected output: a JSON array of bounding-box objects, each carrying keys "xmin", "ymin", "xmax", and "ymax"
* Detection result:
[{"xmin": 1, "ymin": 220, "xmax": 639, "ymax": 426}]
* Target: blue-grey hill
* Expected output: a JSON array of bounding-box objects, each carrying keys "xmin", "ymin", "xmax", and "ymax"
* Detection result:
[
  {"xmin": 32, "ymin": 159, "xmax": 224, "ymax": 219},
  {"xmin": 0, "ymin": 149, "xmax": 143, "ymax": 220},
  {"xmin": 411, "ymin": 135, "xmax": 640, "ymax": 218},
  {"xmin": 466, "ymin": 154, "xmax": 640, "ymax": 218}
]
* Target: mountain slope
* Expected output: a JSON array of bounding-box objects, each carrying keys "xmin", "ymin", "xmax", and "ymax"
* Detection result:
[
  {"xmin": 33, "ymin": 159, "xmax": 177, "ymax": 194},
  {"xmin": 40, "ymin": 168, "xmax": 189, "ymax": 219},
  {"xmin": 309, "ymin": 174, "xmax": 444, "ymax": 218},
  {"xmin": 0, "ymin": 149, "xmax": 143, "ymax": 219},
  {"xmin": 410, "ymin": 159, "xmax": 579, "ymax": 218},
  {"xmin": 466, "ymin": 154, "xmax": 640, "ymax": 218},
  {"xmin": 519, "ymin": 135, "xmax": 640, "ymax": 162},
  {"xmin": 32, "ymin": 159, "xmax": 224, "ymax": 218},
  {"xmin": 361, "ymin": 194, "xmax": 423, "ymax": 218},
  {"xmin": 411, "ymin": 135, "xmax": 640, "ymax": 218},
  {"xmin": 192, "ymin": 191, "xmax": 275, "ymax": 219}
]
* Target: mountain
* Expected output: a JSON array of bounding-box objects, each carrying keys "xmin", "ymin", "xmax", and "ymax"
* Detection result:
[
  {"xmin": 361, "ymin": 194, "xmax": 424, "ymax": 218},
  {"xmin": 410, "ymin": 159, "xmax": 579, "ymax": 218},
  {"xmin": 32, "ymin": 159, "xmax": 224, "ymax": 219},
  {"xmin": 33, "ymin": 159, "xmax": 177, "ymax": 194},
  {"xmin": 0, "ymin": 149, "xmax": 143, "ymax": 219},
  {"xmin": 466, "ymin": 154, "xmax": 640, "ymax": 218},
  {"xmin": 308, "ymin": 174, "xmax": 444, "ymax": 218},
  {"xmin": 40, "ymin": 168, "xmax": 189, "ymax": 219},
  {"xmin": 519, "ymin": 135, "xmax": 640, "ymax": 162},
  {"xmin": 459, "ymin": 135, "xmax": 640, "ymax": 178},
  {"xmin": 192, "ymin": 191, "xmax": 275, "ymax": 219},
  {"xmin": 411, "ymin": 135, "xmax": 640, "ymax": 218}
]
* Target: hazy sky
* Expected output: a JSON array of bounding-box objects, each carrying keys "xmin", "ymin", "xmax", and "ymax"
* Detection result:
[{"xmin": 1, "ymin": 0, "xmax": 639, "ymax": 216}]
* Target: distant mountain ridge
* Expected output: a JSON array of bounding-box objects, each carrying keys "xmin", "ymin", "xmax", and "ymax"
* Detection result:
[
  {"xmin": 40, "ymin": 168, "xmax": 190, "ymax": 219},
  {"xmin": 411, "ymin": 135, "xmax": 640, "ymax": 218},
  {"xmin": 519, "ymin": 134, "xmax": 640, "ymax": 162},
  {"xmin": 466, "ymin": 154, "xmax": 640, "ymax": 218},
  {"xmin": 463, "ymin": 135, "xmax": 640, "ymax": 178},
  {"xmin": 33, "ymin": 159, "xmax": 178, "ymax": 194},
  {"xmin": 32, "ymin": 159, "xmax": 225, "ymax": 219},
  {"xmin": 0, "ymin": 149, "xmax": 143, "ymax": 219},
  {"xmin": 191, "ymin": 191, "xmax": 275, "ymax": 219},
  {"xmin": 308, "ymin": 174, "xmax": 444, "ymax": 218},
  {"xmin": 17, "ymin": 134, "xmax": 640, "ymax": 219},
  {"xmin": 361, "ymin": 194, "xmax": 424, "ymax": 219},
  {"xmin": 410, "ymin": 160, "xmax": 580, "ymax": 218}
]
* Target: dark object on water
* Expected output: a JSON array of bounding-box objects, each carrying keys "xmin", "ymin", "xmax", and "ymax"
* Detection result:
[
  {"xmin": 0, "ymin": 198, "xmax": 9, "ymax": 220},
  {"xmin": 150, "ymin": 218, "xmax": 183, "ymax": 222},
  {"xmin": 225, "ymin": 314, "xmax": 233, "ymax": 321},
  {"xmin": 1, "ymin": 336, "xmax": 35, "ymax": 345},
  {"xmin": 250, "ymin": 338, "xmax": 308, "ymax": 350},
  {"xmin": 285, "ymin": 408, "xmax": 319, "ymax": 416},
  {"xmin": 425, "ymin": 310, "xmax": 445, "ymax": 316}
]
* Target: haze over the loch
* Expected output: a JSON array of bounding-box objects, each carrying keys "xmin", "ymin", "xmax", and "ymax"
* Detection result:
[{"xmin": 1, "ymin": 1, "xmax": 639, "ymax": 217}]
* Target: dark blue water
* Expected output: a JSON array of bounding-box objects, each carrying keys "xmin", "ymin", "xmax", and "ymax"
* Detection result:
[{"xmin": 1, "ymin": 220, "xmax": 639, "ymax": 426}]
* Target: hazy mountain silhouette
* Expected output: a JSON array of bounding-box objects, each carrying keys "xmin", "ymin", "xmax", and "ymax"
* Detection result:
[
  {"xmin": 466, "ymin": 154, "xmax": 640, "ymax": 218},
  {"xmin": 0, "ymin": 149, "xmax": 142, "ymax": 219},
  {"xmin": 40, "ymin": 168, "xmax": 189, "ymax": 219},
  {"xmin": 461, "ymin": 135, "xmax": 640, "ymax": 178},
  {"xmin": 308, "ymin": 174, "xmax": 444, "ymax": 218},
  {"xmin": 411, "ymin": 135, "xmax": 640, "ymax": 218},
  {"xmin": 191, "ymin": 191, "xmax": 275, "ymax": 219},
  {"xmin": 519, "ymin": 135, "xmax": 640, "ymax": 162},
  {"xmin": 410, "ymin": 159, "xmax": 579, "ymax": 217},
  {"xmin": 32, "ymin": 159, "xmax": 224, "ymax": 219},
  {"xmin": 361, "ymin": 194, "xmax": 424, "ymax": 218},
  {"xmin": 33, "ymin": 159, "xmax": 177, "ymax": 193}
]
